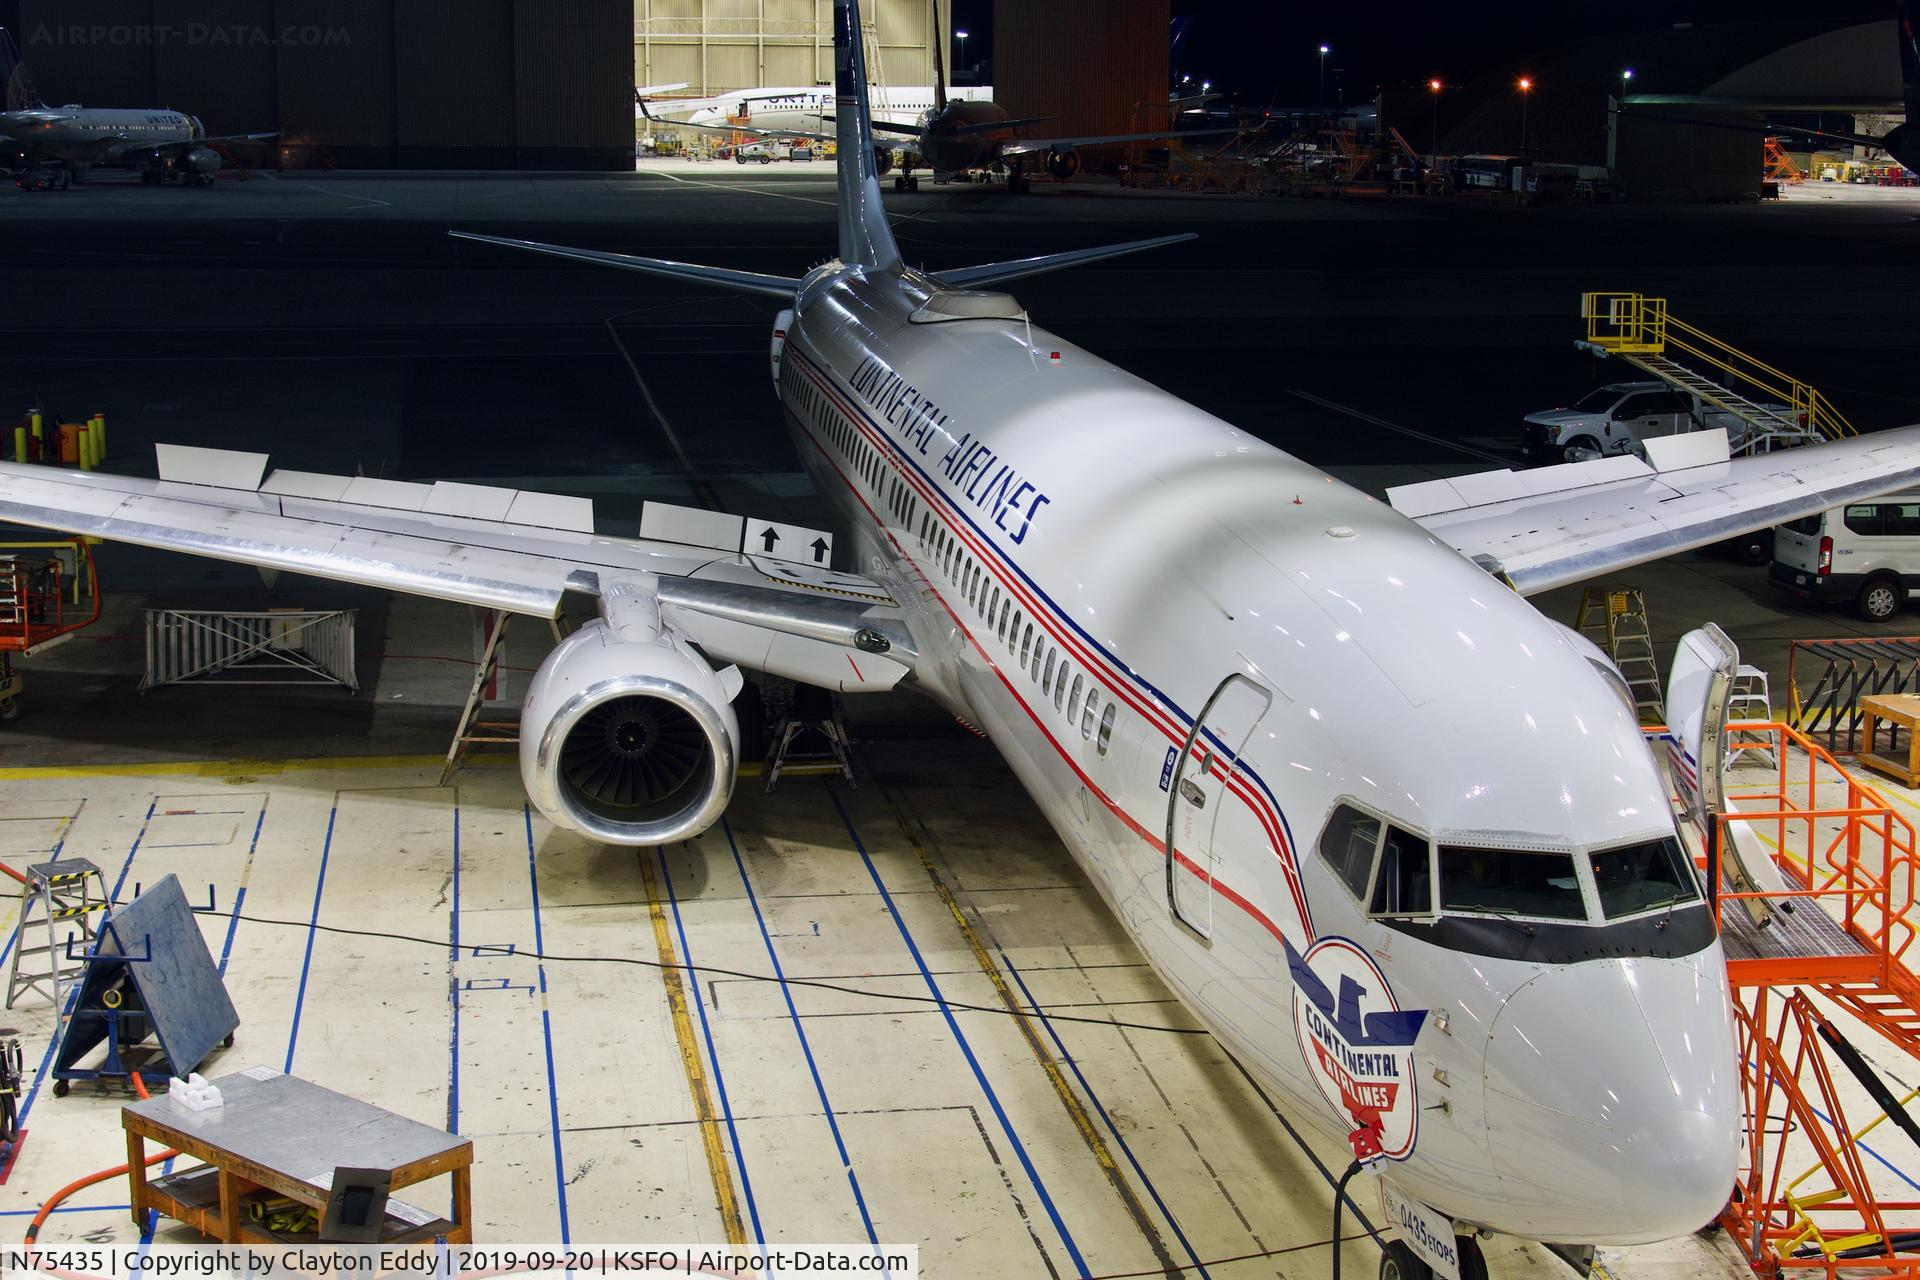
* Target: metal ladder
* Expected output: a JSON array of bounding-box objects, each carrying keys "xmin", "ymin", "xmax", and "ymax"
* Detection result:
[
  {"xmin": 1727, "ymin": 664, "xmax": 1778, "ymax": 769},
  {"xmin": 6, "ymin": 857, "xmax": 108, "ymax": 1013},
  {"xmin": 1575, "ymin": 587, "xmax": 1665, "ymax": 722},
  {"xmin": 1623, "ymin": 354, "xmax": 1822, "ymax": 453}
]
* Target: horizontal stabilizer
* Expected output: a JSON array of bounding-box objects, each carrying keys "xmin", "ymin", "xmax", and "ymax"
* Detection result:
[
  {"xmin": 449, "ymin": 231, "xmax": 799, "ymax": 300},
  {"xmin": 951, "ymin": 114, "xmax": 1053, "ymax": 136},
  {"xmin": 933, "ymin": 233, "xmax": 1197, "ymax": 289}
]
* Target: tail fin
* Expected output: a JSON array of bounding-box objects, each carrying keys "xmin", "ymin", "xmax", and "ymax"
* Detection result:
[
  {"xmin": 930, "ymin": 1, "xmax": 948, "ymax": 112},
  {"xmin": 0, "ymin": 28, "xmax": 45, "ymax": 112},
  {"xmin": 1901, "ymin": 0, "xmax": 1919, "ymax": 123},
  {"xmin": 834, "ymin": 0, "xmax": 902, "ymax": 271}
]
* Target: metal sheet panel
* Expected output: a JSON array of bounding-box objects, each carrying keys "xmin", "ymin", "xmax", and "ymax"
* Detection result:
[
  {"xmin": 514, "ymin": 0, "xmax": 630, "ymax": 157},
  {"xmin": 273, "ymin": 0, "xmax": 396, "ymax": 160},
  {"xmin": 425, "ymin": 480, "xmax": 519, "ymax": 522},
  {"xmin": 992, "ymin": 0, "xmax": 1167, "ymax": 140},
  {"xmin": 340, "ymin": 477, "xmax": 433, "ymax": 511},
  {"xmin": 17, "ymin": 0, "xmax": 158, "ymax": 106},
  {"xmin": 640, "ymin": 502, "xmax": 743, "ymax": 552},
  {"xmin": 261, "ymin": 469, "xmax": 354, "ymax": 501},
  {"xmin": 505, "ymin": 490, "xmax": 595, "ymax": 533},
  {"xmin": 394, "ymin": 0, "xmax": 514, "ymax": 156},
  {"xmin": 152, "ymin": 0, "xmax": 276, "ymax": 136}
]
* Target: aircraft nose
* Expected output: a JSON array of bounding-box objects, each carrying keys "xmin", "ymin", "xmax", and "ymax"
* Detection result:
[{"xmin": 1481, "ymin": 953, "xmax": 1739, "ymax": 1243}]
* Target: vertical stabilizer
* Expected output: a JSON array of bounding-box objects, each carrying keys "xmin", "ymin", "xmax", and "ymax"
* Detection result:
[
  {"xmin": 834, "ymin": 0, "xmax": 903, "ymax": 272},
  {"xmin": 1901, "ymin": 0, "xmax": 1919, "ymax": 123},
  {"xmin": 930, "ymin": 2, "xmax": 949, "ymax": 111},
  {"xmin": 0, "ymin": 29, "xmax": 45, "ymax": 112}
]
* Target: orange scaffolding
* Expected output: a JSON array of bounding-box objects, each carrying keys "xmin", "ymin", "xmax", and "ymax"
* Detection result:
[
  {"xmin": 1701, "ymin": 723, "xmax": 1920, "ymax": 1275},
  {"xmin": 0, "ymin": 540, "xmax": 101, "ymax": 720}
]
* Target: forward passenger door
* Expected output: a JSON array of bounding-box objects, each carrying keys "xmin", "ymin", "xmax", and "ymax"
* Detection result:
[{"xmin": 1165, "ymin": 673, "xmax": 1274, "ymax": 941}]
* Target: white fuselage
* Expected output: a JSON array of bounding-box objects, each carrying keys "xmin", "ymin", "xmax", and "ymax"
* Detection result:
[
  {"xmin": 640, "ymin": 85, "xmax": 991, "ymax": 134},
  {"xmin": 0, "ymin": 106, "xmax": 200, "ymax": 166},
  {"xmin": 769, "ymin": 262, "xmax": 1740, "ymax": 1245}
]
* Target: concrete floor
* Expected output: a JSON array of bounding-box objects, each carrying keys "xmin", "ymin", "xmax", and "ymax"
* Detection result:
[{"xmin": 6, "ymin": 163, "xmax": 1920, "ymax": 1274}]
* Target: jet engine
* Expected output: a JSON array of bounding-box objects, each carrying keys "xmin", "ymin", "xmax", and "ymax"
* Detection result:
[
  {"xmin": 872, "ymin": 145, "xmax": 894, "ymax": 176},
  {"xmin": 1045, "ymin": 149, "xmax": 1081, "ymax": 180},
  {"xmin": 179, "ymin": 147, "xmax": 223, "ymax": 175},
  {"xmin": 520, "ymin": 583, "xmax": 741, "ymax": 846}
]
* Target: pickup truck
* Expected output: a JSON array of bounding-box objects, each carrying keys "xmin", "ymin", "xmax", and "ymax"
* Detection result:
[{"xmin": 1519, "ymin": 381, "xmax": 1802, "ymax": 464}]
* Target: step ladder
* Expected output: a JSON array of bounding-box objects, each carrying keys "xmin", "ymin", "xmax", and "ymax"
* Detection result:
[
  {"xmin": 1727, "ymin": 664, "xmax": 1778, "ymax": 769},
  {"xmin": 440, "ymin": 608, "xmax": 519, "ymax": 784},
  {"xmin": 1575, "ymin": 587, "xmax": 1665, "ymax": 722},
  {"xmin": 1577, "ymin": 292, "xmax": 1851, "ymax": 455},
  {"xmin": 765, "ymin": 684, "xmax": 856, "ymax": 793},
  {"xmin": 6, "ymin": 857, "xmax": 108, "ymax": 1014}
]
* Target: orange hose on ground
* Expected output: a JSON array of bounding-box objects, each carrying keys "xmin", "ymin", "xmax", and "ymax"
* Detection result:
[
  {"xmin": 0, "ymin": 863, "xmax": 26, "ymax": 886},
  {"xmin": 24, "ymin": 1073, "xmax": 175, "ymax": 1245}
]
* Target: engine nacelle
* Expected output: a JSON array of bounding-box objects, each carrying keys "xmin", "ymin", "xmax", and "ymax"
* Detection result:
[
  {"xmin": 179, "ymin": 147, "xmax": 223, "ymax": 175},
  {"xmin": 872, "ymin": 145, "xmax": 894, "ymax": 176},
  {"xmin": 1045, "ymin": 149, "xmax": 1081, "ymax": 180},
  {"xmin": 520, "ymin": 590, "xmax": 740, "ymax": 845}
]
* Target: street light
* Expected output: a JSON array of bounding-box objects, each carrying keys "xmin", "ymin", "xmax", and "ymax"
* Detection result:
[
  {"xmin": 1429, "ymin": 78, "xmax": 1443, "ymax": 168},
  {"xmin": 1518, "ymin": 76, "xmax": 1533, "ymax": 154},
  {"xmin": 954, "ymin": 29, "xmax": 968, "ymax": 76},
  {"xmin": 1620, "ymin": 67, "xmax": 1634, "ymax": 99},
  {"xmin": 1318, "ymin": 44, "xmax": 1331, "ymax": 108}
]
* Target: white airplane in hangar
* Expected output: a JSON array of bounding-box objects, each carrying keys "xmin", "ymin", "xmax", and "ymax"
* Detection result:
[{"xmin": 8, "ymin": 1, "xmax": 1920, "ymax": 1273}]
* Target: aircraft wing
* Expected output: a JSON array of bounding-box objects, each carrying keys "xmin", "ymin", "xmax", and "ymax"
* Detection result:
[
  {"xmin": 0, "ymin": 448, "xmax": 915, "ymax": 693},
  {"xmin": 638, "ymin": 111, "xmax": 834, "ymax": 145},
  {"xmin": 1615, "ymin": 106, "xmax": 1889, "ymax": 153},
  {"xmin": 1388, "ymin": 426, "xmax": 1920, "ymax": 596},
  {"xmin": 1000, "ymin": 127, "xmax": 1237, "ymax": 156},
  {"xmin": 101, "ymin": 131, "xmax": 279, "ymax": 160}
]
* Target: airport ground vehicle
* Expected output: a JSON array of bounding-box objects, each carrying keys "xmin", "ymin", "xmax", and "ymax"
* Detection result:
[
  {"xmin": 1520, "ymin": 382, "xmax": 1797, "ymax": 463},
  {"xmin": 1771, "ymin": 492, "xmax": 1920, "ymax": 621}
]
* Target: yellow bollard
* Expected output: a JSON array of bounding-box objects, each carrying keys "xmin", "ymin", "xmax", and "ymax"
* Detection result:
[
  {"xmin": 91, "ymin": 413, "xmax": 106, "ymax": 461},
  {"xmin": 12, "ymin": 426, "xmax": 24, "ymax": 464},
  {"xmin": 76, "ymin": 425, "xmax": 93, "ymax": 471},
  {"xmin": 29, "ymin": 409, "xmax": 43, "ymax": 461}
]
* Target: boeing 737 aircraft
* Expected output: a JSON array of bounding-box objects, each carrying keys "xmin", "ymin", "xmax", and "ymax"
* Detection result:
[
  {"xmin": 7, "ymin": 0, "xmax": 1920, "ymax": 1272},
  {"xmin": 0, "ymin": 28, "xmax": 275, "ymax": 189}
]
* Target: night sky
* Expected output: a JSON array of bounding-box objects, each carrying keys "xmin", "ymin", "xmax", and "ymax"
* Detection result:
[{"xmin": 951, "ymin": 0, "xmax": 1892, "ymax": 104}]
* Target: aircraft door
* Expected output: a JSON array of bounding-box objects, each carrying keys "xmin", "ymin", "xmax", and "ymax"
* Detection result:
[{"xmin": 1165, "ymin": 673, "xmax": 1274, "ymax": 941}]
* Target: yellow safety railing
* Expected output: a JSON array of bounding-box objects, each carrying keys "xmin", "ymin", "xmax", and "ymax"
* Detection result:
[{"xmin": 1581, "ymin": 292, "xmax": 1856, "ymax": 441}]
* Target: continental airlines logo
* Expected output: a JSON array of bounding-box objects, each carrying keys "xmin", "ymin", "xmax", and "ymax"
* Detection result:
[{"xmin": 1286, "ymin": 935, "xmax": 1427, "ymax": 1159}]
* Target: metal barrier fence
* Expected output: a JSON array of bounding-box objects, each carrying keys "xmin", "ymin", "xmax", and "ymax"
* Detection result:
[
  {"xmin": 1788, "ymin": 635, "xmax": 1920, "ymax": 756},
  {"xmin": 140, "ymin": 609, "xmax": 358, "ymax": 691}
]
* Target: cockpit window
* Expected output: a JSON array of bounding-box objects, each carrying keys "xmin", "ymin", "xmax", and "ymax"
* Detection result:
[
  {"xmin": 1438, "ymin": 845, "xmax": 1586, "ymax": 920},
  {"xmin": 1589, "ymin": 836, "xmax": 1700, "ymax": 919},
  {"xmin": 1369, "ymin": 825, "xmax": 1432, "ymax": 916},
  {"xmin": 1318, "ymin": 805, "xmax": 1380, "ymax": 902}
]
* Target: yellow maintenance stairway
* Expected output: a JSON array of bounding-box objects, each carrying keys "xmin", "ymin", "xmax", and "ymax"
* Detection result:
[{"xmin": 1577, "ymin": 291, "xmax": 1854, "ymax": 455}]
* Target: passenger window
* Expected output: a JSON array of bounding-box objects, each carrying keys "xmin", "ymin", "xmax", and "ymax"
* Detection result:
[
  {"xmin": 1370, "ymin": 826, "xmax": 1433, "ymax": 916},
  {"xmin": 1844, "ymin": 505, "xmax": 1883, "ymax": 537},
  {"xmin": 1893, "ymin": 505, "xmax": 1920, "ymax": 537},
  {"xmin": 1020, "ymin": 623, "xmax": 1033, "ymax": 667},
  {"xmin": 1043, "ymin": 648, "xmax": 1056, "ymax": 687},
  {"xmin": 1096, "ymin": 703, "xmax": 1117, "ymax": 755},
  {"xmin": 1011, "ymin": 610, "xmax": 1023, "ymax": 649},
  {"xmin": 1068, "ymin": 673, "xmax": 1083, "ymax": 714},
  {"xmin": 1318, "ymin": 805, "xmax": 1381, "ymax": 902},
  {"xmin": 1438, "ymin": 845, "xmax": 1585, "ymax": 920},
  {"xmin": 997, "ymin": 598, "xmax": 1010, "ymax": 640},
  {"xmin": 1081, "ymin": 688, "xmax": 1098, "ymax": 738},
  {"xmin": 1588, "ymin": 836, "xmax": 1700, "ymax": 918},
  {"xmin": 1055, "ymin": 663, "xmax": 1071, "ymax": 709},
  {"xmin": 987, "ymin": 585, "xmax": 999, "ymax": 619}
]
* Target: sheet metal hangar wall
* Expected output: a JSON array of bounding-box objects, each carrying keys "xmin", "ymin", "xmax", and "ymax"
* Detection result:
[
  {"xmin": 3, "ymin": 0, "xmax": 634, "ymax": 169},
  {"xmin": 992, "ymin": 0, "xmax": 1167, "ymax": 140},
  {"xmin": 634, "ymin": 0, "xmax": 950, "ymax": 99}
]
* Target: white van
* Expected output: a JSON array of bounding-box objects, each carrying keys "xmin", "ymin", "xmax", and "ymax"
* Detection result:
[{"xmin": 1771, "ymin": 492, "xmax": 1920, "ymax": 621}]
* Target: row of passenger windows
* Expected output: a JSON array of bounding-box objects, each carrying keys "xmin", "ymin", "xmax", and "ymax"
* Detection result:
[
  {"xmin": 781, "ymin": 357, "xmax": 1123, "ymax": 761},
  {"xmin": 918, "ymin": 517, "xmax": 1118, "ymax": 756}
]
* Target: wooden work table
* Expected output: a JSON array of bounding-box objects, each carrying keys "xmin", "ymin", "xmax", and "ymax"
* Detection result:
[
  {"xmin": 1858, "ymin": 693, "xmax": 1920, "ymax": 789},
  {"xmin": 123, "ymin": 1067, "xmax": 472, "ymax": 1244}
]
